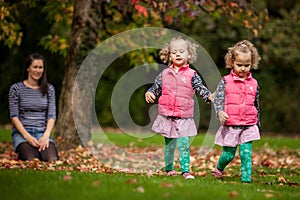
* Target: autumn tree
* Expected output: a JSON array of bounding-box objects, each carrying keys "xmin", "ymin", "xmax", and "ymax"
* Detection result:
[{"xmin": 1, "ymin": 0, "xmax": 268, "ymax": 148}]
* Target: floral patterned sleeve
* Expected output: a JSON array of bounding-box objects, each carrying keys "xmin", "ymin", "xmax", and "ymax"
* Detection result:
[
  {"xmin": 191, "ymin": 73, "xmax": 211, "ymax": 102},
  {"xmin": 254, "ymin": 85, "xmax": 260, "ymax": 128},
  {"xmin": 147, "ymin": 72, "xmax": 162, "ymax": 97},
  {"xmin": 213, "ymin": 78, "xmax": 226, "ymax": 118},
  {"xmin": 214, "ymin": 79, "xmax": 261, "ymax": 125}
]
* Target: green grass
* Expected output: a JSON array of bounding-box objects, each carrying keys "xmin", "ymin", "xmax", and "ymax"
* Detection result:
[
  {"xmin": 1, "ymin": 128, "xmax": 300, "ymax": 200},
  {"xmin": 0, "ymin": 168, "xmax": 299, "ymax": 200},
  {"xmin": 93, "ymin": 131, "xmax": 300, "ymax": 150},
  {"xmin": 0, "ymin": 128, "xmax": 11, "ymax": 142},
  {"xmin": 2, "ymin": 128, "xmax": 299, "ymax": 150}
]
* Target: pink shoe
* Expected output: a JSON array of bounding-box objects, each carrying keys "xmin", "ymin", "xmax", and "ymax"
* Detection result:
[
  {"xmin": 166, "ymin": 170, "xmax": 177, "ymax": 176},
  {"xmin": 182, "ymin": 172, "xmax": 195, "ymax": 180},
  {"xmin": 211, "ymin": 168, "xmax": 224, "ymax": 179}
]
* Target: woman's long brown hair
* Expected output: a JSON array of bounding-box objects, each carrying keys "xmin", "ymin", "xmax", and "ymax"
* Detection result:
[{"xmin": 22, "ymin": 53, "xmax": 49, "ymax": 95}]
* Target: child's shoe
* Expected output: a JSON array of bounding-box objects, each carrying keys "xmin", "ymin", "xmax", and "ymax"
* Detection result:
[
  {"xmin": 211, "ymin": 168, "xmax": 224, "ymax": 179},
  {"xmin": 182, "ymin": 172, "xmax": 195, "ymax": 179},
  {"xmin": 166, "ymin": 170, "xmax": 177, "ymax": 176}
]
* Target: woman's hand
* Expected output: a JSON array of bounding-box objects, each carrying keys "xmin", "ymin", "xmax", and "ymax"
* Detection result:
[
  {"xmin": 25, "ymin": 134, "xmax": 40, "ymax": 148},
  {"xmin": 38, "ymin": 134, "xmax": 49, "ymax": 151},
  {"xmin": 11, "ymin": 117, "xmax": 40, "ymax": 148},
  {"xmin": 145, "ymin": 92, "xmax": 156, "ymax": 103},
  {"xmin": 218, "ymin": 111, "xmax": 229, "ymax": 125}
]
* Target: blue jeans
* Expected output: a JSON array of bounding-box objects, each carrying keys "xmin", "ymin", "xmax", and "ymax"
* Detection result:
[{"xmin": 12, "ymin": 128, "xmax": 56, "ymax": 151}]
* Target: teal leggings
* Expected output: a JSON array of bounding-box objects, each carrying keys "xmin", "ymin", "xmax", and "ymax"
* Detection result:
[
  {"xmin": 164, "ymin": 137, "xmax": 190, "ymax": 173},
  {"xmin": 217, "ymin": 142, "xmax": 253, "ymax": 182}
]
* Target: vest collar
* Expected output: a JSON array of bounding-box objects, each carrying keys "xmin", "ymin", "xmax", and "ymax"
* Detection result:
[
  {"xmin": 230, "ymin": 69, "xmax": 252, "ymax": 81},
  {"xmin": 169, "ymin": 64, "xmax": 190, "ymax": 73}
]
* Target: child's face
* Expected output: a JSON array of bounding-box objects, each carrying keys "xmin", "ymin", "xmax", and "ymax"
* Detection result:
[
  {"xmin": 232, "ymin": 51, "xmax": 251, "ymax": 79},
  {"xmin": 169, "ymin": 39, "xmax": 189, "ymax": 67}
]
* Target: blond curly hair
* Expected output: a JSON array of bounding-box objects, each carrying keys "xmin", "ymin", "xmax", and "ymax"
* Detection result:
[
  {"xmin": 159, "ymin": 37, "xmax": 199, "ymax": 66},
  {"xmin": 224, "ymin": 40, "xmax": 261, "ymax": 69}
]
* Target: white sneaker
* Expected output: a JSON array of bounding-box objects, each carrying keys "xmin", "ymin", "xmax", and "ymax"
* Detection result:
[{"xmin": 182, "ymin": 172, "xmax": 195, "ymax": 179}]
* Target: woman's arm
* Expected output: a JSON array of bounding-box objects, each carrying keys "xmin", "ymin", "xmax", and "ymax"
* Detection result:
[
  {"xmin": 11, "ymin": 117, "xmax": 40, "ymax": 148},
  {"xmin": 39, "ymin": 84, "xmax": 57, "ymax": 151},
  {"xmin": 9, "ymin": 84, "xmax": 40, "ymax": 147},
  {"xmin": 38, "ymin": 118, "xmax": 55, "ymax": 151}
]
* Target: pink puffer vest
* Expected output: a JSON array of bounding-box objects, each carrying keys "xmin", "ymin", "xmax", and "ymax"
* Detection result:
[
  {"xmin": 224, "ymin": 70, "xmax": 258, "ymax": 126},
  {"xmin": 158, "ymin": 65, "xmax": 195, "ymax": 118}
]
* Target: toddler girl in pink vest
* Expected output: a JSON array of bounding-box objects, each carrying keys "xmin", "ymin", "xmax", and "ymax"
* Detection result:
[
  {"xmin": 145, "ymin": 37, "xmax": 213, "ymax": 179},
  {"xmin": 212, "ymin": 40, "xmax": 261, "ymax": 183}
]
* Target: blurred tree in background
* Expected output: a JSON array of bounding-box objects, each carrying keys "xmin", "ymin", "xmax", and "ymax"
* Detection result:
[{"xmin": 1, "ymin": 0, "xmax": 299, "ymax": 148}]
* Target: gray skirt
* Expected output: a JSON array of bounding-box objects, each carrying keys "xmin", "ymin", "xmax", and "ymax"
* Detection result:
[
  {"xmin": 214, "ymin": 125, "xmax": 260, "ymax": 147},
  {"xmin": 151, "ymin": 114, "xmax": 198, "ymax": 138}
]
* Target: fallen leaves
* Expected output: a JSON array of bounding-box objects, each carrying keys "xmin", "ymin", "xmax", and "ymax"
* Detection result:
[
  {"xmin": 159, "ymin": 182, "xmax": 174, "ymax": 188},
  {"xmin": 63, "ymin": 172, "xmax": 72, "ymax": 181},
  {"xmin": 126, "ymin": 178, "xmax": 138, "ymax": 184},
  {"xmin": 278, "ymin": 175, "xmax": 287, "ymax": 183},
  {"xmin": 0, "ymin": 140, "xmax": 299, "ymax": 188},
  {"xmin": 264, "ymin": 193, "xmax": 274, "ymax": 198},
  {"xmin": 229, "ymin": 190, "xmax": 238, "ymax": 198},
  {"xmin": 92, "ymin": 180, "xmax": 101, "ymax": 186},
  {"xmin": 136, "ymin": 186, "xmax": 145, "ymax": 193}
]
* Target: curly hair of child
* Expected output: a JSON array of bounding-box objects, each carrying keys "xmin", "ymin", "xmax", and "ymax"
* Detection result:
[
  {"xmin": 159, "ymin": 37, "xmax": 199, "ymax": 66},
  {"xmin": 224, "ymin": 40, "xmax": 261, "ymax": 69}
]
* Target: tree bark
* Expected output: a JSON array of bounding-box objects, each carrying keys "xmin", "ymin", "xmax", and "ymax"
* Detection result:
[{"xmin": 55, "ymin": 0, "xmax": 102, "ymax": 150}]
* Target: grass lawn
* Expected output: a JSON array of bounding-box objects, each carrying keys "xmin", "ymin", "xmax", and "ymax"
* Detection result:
[
  {"xmin": 0, "ymin": 128, "xmax": 299, "ymax": 200},
  {"xmin": 1, "ymin": 168, "xmax": 299, "ymax": 200}
]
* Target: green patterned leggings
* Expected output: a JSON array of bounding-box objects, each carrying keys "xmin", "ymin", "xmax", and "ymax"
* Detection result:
[
  {"xmin": 164, "ymin": 137, "xmax": 190, "ymax": 173},
  {"xmin": 217, "ymin": 142, "xmax": 253, "ymax": 182}
]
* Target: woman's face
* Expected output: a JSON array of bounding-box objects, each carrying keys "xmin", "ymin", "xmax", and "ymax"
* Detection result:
[
  {"xmin": 27, "ymin": 59, "xmax": 44, "ymax": 81},
  {"xmin": 169, "ymin": 39, "xmax": 189, "ymax": 67},
  {"xmin": 232, "ymin": 51, "xmax": 251, "ymax": 79}
]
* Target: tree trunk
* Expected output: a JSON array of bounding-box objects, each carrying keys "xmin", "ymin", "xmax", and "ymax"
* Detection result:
[{"xmin": 54, "ymin": 0, "xmax": 103, "ymax": 150}]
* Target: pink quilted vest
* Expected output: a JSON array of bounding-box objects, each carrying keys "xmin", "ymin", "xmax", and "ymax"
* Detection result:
[
  {"xmin": 223, "ymin": 70, "xmax": 258, "ymax": 126},
  {"xmin": 158, "ymin": 65, "xmax": 195, "ymax": 118}
]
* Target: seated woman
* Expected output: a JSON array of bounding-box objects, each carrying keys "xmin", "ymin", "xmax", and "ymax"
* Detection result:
[{"xmin": 8, "ymin": 53, "xmax": 59, "ymax": 161}]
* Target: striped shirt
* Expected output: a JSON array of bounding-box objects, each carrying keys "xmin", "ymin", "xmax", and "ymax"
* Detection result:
[{"xmin": 9, "ymin": 82, "xmax": 56, "ymax": 130}]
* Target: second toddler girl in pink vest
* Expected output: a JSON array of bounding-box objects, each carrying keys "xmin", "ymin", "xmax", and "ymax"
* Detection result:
[{"xmin": 212, "ymin": 40, "xmax": 261, "ymax": 183}]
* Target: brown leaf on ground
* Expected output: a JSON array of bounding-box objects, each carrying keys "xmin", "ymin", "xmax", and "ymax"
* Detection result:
[
  {"xmin": 92, "ymin": 180, "xmax": 101, "ymax": 186},
  {"xmin": 136, "ymin": 186, "xmax": 145, "ymax": 193},
  {"xmin": 195, "ymin": 170, "xmax": 207, "ymax": 177},
  {"xmin": 126, "ymin": 178, "xmax": 138, "ymax": 184},
  {"xmin": 0, "ymin": 140, "xmax": 299, "ymax": 187},
  {"xmin": 229, "ymin": 190, "xmax": 238, "ymax": 198},
  {"xmin": 278, "ymin": 175, "xmax": 287, "ymax": 183},
  {"xmin": 64, "ymin": 174, "xmax": 72, "ymax": 181},
  {"xmin": 265, "ymin": 193, "xmax": 274, "ymax": 198},
  {"xmin": 159, "ymin": 182, "xmax": 174, "ymax": 188}
]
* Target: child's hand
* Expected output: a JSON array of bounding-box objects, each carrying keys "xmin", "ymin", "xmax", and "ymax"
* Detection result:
[
  {"xmin": 218, "ymin": 111, "xmax": 229, "ymax": 124},
  {"xmin": 209, "ymin": 91, "xmax": 216, "ymax": 102},
  {"xmin": 145, "ymin": 92, "xmax": 156, "ymax": 103}
]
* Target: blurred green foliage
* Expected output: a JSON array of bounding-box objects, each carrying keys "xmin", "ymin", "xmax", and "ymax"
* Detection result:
[{"xmin": 1, "ymin": 0, "xmax": 299, "ymax": 133}]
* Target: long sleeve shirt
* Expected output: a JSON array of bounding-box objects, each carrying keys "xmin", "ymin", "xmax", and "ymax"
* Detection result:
[
  {"xmin": 214, "ymin": 78, "xmax": 260, "ymax": 127},
  {"xmin": 147, "ymin": 72, "xmax": 211, "ymax": 102},
  {"xmin": 9, "ymin": 82, "xmax": 56, "ymax": 130}
]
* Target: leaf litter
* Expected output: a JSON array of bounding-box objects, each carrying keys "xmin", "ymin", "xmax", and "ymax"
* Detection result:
[{"xmin": 0, "ymin": 140, "xmax": 299, "ymax": 187}]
